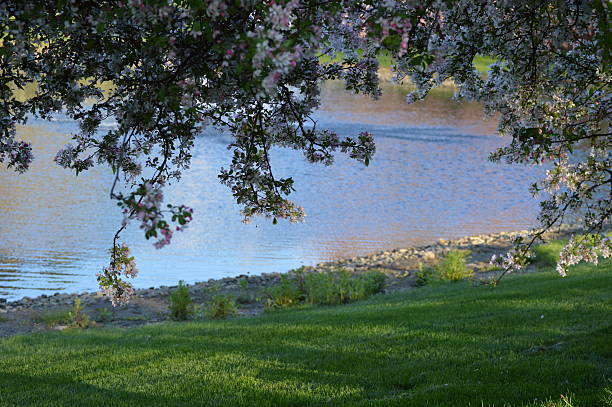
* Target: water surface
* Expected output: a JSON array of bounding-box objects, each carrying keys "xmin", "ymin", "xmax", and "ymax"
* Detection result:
[{"xmin": 0, "ymin": 82, "xmax": 544, "ymax": 300}]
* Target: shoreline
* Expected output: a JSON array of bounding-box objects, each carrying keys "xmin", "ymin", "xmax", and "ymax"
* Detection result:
[{"xmin": 0, "ymin": 227, "xmax": 585, "ymax": 338}]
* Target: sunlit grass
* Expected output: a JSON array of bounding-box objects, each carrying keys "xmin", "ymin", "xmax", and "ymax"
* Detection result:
[
  {"xmin": 0, "ymin": 243, "xmax": 610, "ymax": 406},
  {"xmin": 320, "ymin": 52, "xmax": 494, "ymax": 75},
  {"xmin": 534, "ymin": 239, "xmax": 568, "ymax": 268}
]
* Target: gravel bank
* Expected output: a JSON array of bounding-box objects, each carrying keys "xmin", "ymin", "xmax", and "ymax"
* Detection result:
[{"xmin": 0, "ymin": 227, "xmax": 584, "ymax": 338}]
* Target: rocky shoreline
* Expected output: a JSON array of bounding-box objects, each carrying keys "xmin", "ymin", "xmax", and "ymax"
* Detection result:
[{"xmin": 0, "ymin": 227, "xmax": 585, "ymax": 338}]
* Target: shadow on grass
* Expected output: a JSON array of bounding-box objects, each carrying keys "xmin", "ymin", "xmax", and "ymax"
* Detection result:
[{"xmin": 0, "ymin": 267, "xmax": 610, "ymax": 406}]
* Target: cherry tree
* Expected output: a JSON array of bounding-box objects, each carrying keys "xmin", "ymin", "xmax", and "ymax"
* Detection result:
[{"xmin": 0, "ymin": 0, "xmax": 609, "ymax": 304}]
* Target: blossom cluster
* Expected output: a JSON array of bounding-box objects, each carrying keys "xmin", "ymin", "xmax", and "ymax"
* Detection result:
[
  {"xmin": 0, "ymin": 138, "xmax": 33, "ymax": 174},
  {"xmin": 118, "ymin": 182, "xmax": 194, "ymax": 250},
  {"xmin": 96, "ymin": 244, "xmax": 138, "ymax": 306},
  {"xmin": 490, "ymin": 236, "xmax": 535, "ymax": 274},
  {"xmin": 557, "ymin": 235, "xmax": 612, "ymax": 277}
]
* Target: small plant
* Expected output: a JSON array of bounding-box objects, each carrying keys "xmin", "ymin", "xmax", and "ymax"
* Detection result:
[
  {"xmin": 362, "ymin": 270, "xmax": 386, "ymax": 295},
  {"xmin": 435, "ymin": 250, "xmax": 473, "ymax": 281},
  {"xmin": 263, "ymin": 268, "xmax": 387, "ymax": 310},
  {"xmin": 288, "ymin": 266, "xmax": 308, "ymax": 293},
  {"xmin": 169, "ymin": 280, "xmax": 193, "ymax": 320},
  {"xmin": 202, "ymin": 291, "xmax": 237, "ymax": 319},
  {"xmin": 125, "ymin": 315, "xmax": 147, "ymax": 321},
  {"xmin": 304, "ymin": 268, "xmax": 386, "ymax": 305},
  {"xmin": 68, "ymin": 298, "xmax": 95, "ymax": 328},
  {"xmin": 481, "ymin": 264, "xmax": 503, "ymax": 273},
  {"xmin": 95, "ymin": 307, "xmax": 113, "ymax": 322},
  {"xmin": 414, "ymin": 262, "xmax": 434, "ymax": 286},
  {"xmin": 304, "ymin": 271, "xmax": 337, "ymax": 305},
  {"xmin": 236, "ymin": 278, "xmax": 253, "ymax": 304},
  {"xmin": 264, "ymin": 275, "xmax": 302, "ymax": 309},
  {"xmin": 33, "ymin": 309, "xmax": 71, "ymax": 328}
]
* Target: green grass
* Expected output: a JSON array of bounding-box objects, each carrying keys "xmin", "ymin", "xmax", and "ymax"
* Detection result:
[
  {"xmin": 31, "ymin": 309, "xmax": 71, "ymax": 328},
  {"xmin": 320, "ymin": 52, "xmax": 494, "ymax": 74},
  {"xmin": 0, "ymin": 260, "xmax": 610, "ymax": 406},
  {"xmin": 472, "ymin": 55, "xmax": 497, "ymax": 74},
  {"xmin": 534, "ymin": 239, "xmax": 569, "ymax": 268}
]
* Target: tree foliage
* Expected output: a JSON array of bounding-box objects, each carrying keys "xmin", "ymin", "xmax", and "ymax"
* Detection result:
[{"xmin": 0, "ymin": 0, "xmax": 609, "ymax": 303}]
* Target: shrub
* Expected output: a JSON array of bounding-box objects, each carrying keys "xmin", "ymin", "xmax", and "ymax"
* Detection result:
[
  {"xmin": 202, "ymin": 292, "xmax": 237, "ymax": 319},
  {"xmin": 414, "ymin": 263, "xmax": 435, "ymax": 286},
  {"xmin": 68, "ymin": 298, "xmax": 95, "ymax": 328},
  {"xmin": 263, "ymin": 268, "xmax": 387, "ymax": 310},
  {"xmin": 303, "ymin": 271, "xmax": 338, "ymax": 305},
  {"xmin": 169, "ymin": 280, "xmax": 193, "ymax": 320},
  {"xmin": 95, "ymin": 307, "xmax": 113, "ymax": 322},
  {"xmin": 264, "ymin": 275, "xmax": 303, "ymax": 309},
  {"xmin": 303, "ymin": 268, "xmax": 386, "ymax": 306},
  {"xmin": 236, "ymin": 277, "xmax": 253, "ymax": 304},
  {"xmin": 33, "ymin": 309, "xmax": 71, "ymax": 328},
  {"xmin": 533, "ymin": 239, "xmax": 568, "ymax": 268},
  {"xmin": 435, "ymin": 250, "xmax": 473, "ymax": 281},
  {"xmin": 362, "ymin": 270, "xmax": 386, "ymax": 295}
]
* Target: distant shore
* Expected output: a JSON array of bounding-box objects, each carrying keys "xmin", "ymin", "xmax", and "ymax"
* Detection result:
[{"xmin": 0, "ymin": 226, "xmax": 586, "ymax": 338}]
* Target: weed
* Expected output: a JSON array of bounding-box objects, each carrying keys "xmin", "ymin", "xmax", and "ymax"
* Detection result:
[
  {"xmin": 362, "ymin": 269, "xmax": 387, "ymax": 295},
  {"xmin": 201, "ymin": 291, "xmax": 237, "ymax": 319},
  {"xmin": 95, "ymin": 307, "xmax": 113, "ymax": 322},
  {"xmin": 33, "ymin": 309, "xmax": 71, "ymax": 328},
  {"xmin": 68, "ymin": 298, "xmax": 95, "ymax": 328},
  {"xmin": 169, "ymin": 280, "xmax": 192, "ymax": 320},
  {"xmin": 0, "ymin": 315, "xmax": 8, "ymax": 323},
  {"xmin": 414, "ymin": 263, "xmax": 435, "ymax": 286},
  {"xmin": 481, "ymin": 264, "xmax": 503, "ymax": 273},
  {"xmin": 415, "ymin": 251, "xmax": 473, "ymax": 285},
  {"xmin": 125, "ymin": 315, "xmax": 147, "ymax": 321},
  {"xmin": 264, "ymin": 275, "xmax": 303, "ymax": 309},
  {"xmin": 191, "ymin": 285, "xmax": 237, "ymax": 319},
  {"xmin": 265, "ymin": 268, "xmax": 386, "ymax": 309},
  {"xmin": 533, "ymin": 393, "xmax": 575, "ymax": 407},
  {"xmin": 435, "ymin": 250, "xmax": 473, "ymax": 281},
  {"xmin": 236, "ymin": 278, "xmax": 253, "ymax": 304}
]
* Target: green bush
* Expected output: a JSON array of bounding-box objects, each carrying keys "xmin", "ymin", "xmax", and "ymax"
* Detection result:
[
  {"xmin": 169, "ymin": 280, "xmax": 193, "ymax": 320},
  {"xmin": 362, "ymin": 270, "xmax": 387, "ymax": 295},
  {"xmin": 435, "ymin": 250, "xmax": 473, "ymax": 281},
  {"xmin": 303, "ymin": 271, "xmax": 338, "ymax": 305},
  {"xmin": 417, "ymin": 251, "xmax": 473, "ymax": 285},
  {"xmin": 414, "ymin": 262, "xmax": 434, "ymax": 286},
  {"xmin": 236, "ymin": 278, "xmax": 254, "ymax": 304},
  {"xmin": 201, "ymin": 292, "xmax": 237, "ymax": 319},
  {"xmin": 33, "ymin": 309, "xmax": 71, "ymax": 328},
  {"xmin": 95, "ymin": 307, "xmax": 113, "ymax": 322},
  {"xmin": 264, "ymin": 275, "xmax": 303, "ymax": 309},
  {"xmin": 263, "ymin": 268, "xmax": 386, "ymax": 309},
  {"xmin": 68, "ymin": 298, "xmax": 94, "ymax": 328}
]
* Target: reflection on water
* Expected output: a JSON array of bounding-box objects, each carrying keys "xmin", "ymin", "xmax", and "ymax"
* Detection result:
[{"xmin": 0, "ymin": 82, "xmax": 544, "ymax": 300}]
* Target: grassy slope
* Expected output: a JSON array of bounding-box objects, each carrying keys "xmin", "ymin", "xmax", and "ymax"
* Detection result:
[{"xmin": 0, "ymin": 260, "xmax": 610, "ymax": 406}]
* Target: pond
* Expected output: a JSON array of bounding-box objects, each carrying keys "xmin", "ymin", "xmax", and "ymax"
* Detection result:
[{"xmin": 0, "ymin": 81, "xmax": 544, "ymax": 300}]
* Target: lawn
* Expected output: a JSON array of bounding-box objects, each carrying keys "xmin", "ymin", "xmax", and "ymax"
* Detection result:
[
  {"xmin": 0, "ymin": 255, "xmax": 610, "ymax": 406},
  {"xmin": 320, "ymin": 52, "xmax": 495, "ymax": 75}
]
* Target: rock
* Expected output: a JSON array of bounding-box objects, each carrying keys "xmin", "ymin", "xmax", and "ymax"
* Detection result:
[{"xmin": 423, "ymin": 252, "xmax": 436, "ymax": 260}]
